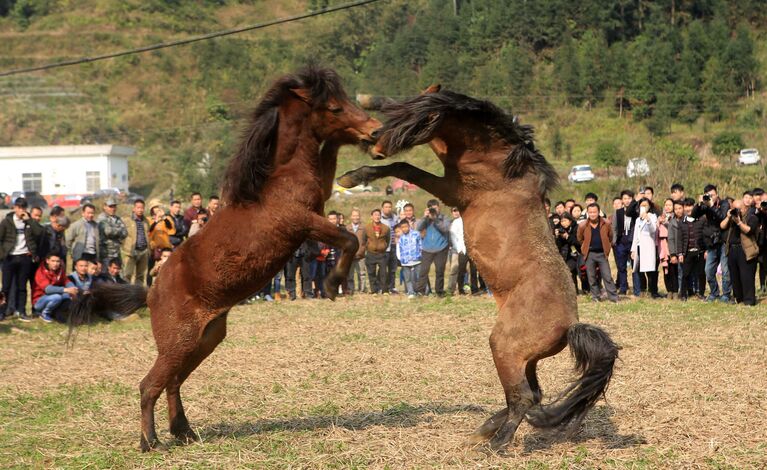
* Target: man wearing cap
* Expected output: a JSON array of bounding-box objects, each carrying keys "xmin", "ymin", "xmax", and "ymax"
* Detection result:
[
  {"xmin": 0, "ymin": 197, "xmax": 44, "ymax": 321},
  {"xmin": 97, "ymin": 197, "xmax": 128, "ymax": 273},
  {"xmin": 38, "ymin": 206, "xmax": 70, "ymax": 264},
  {"xmin": 66, "ymin": 203, "xmax": 100, "ymax": 268}
]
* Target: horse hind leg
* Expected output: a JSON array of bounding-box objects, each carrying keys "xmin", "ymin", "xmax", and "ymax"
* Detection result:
[
  {"xmin": 167, "ymin": 313, "xmax": 228, "ymax": 443},
  {"xmin": 139, "ymin": 358, "xmax": 171, "ymax": 452}
]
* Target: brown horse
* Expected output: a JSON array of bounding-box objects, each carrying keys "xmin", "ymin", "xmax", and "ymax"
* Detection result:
[
  {"xmin": 338, "ymin": 87, "xmax": 619, "ymax": 450},
  {"xmin": 84, "ymin": 67, "xmax": 381, "ymax": 451}
]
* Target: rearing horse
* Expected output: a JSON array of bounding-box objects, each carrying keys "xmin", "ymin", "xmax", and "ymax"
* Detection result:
[
  {"xmin": 86, "ymin": 67, "xmax": 381, "ymax": 451},
  {"xmin": 338, "ymin": 87, "xmax": 619, "ymax": 450}
]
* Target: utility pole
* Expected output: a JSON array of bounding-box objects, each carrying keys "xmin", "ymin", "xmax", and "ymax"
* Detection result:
[{"xmin": 453, "ymin": 0, "xmax": 459, "ymax": 15}]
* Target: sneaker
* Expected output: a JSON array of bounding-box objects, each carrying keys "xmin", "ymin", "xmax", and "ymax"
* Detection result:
[
  {"xmin": 705, "ymin": 295, "xmax": 717, "ymax": 302},
  {"xmin": 264, "ymin": 295, "xmax": 274, "ymax": 302},
  {"xmin": 18, "ymin": 312, "xmax": 32, "ymax": 323},
  {"xmin": 719, "ymin": 296, "xmax": 734, "ymax": 304},
  {"xmin": 40, "ymin": 312, "xmax": 54, "ymax": 323},
  {"xmin": 407, "ymin": 294, "xmax": 416, "ymax": 299}
]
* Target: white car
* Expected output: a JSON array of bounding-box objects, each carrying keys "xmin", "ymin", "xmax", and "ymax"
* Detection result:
[
  {"xmin": 738, "ymin": 148, "xmax": 761, "ymax": 165},
  {"xmin": 567, "ymin": 165, "xmax": 595, "ymax": 183},
  {"xmin": 347, "ymin": 183, "xmax": 374, "ymax": 193},
  {"xmin": 626, "ymin": 158, "xmax": 650, "ymax": 178}
]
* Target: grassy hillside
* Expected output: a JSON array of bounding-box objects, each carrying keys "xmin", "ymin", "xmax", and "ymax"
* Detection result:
[{"xmin": 1, "ymin": 0, "xmax": 766, "ymax": 204}]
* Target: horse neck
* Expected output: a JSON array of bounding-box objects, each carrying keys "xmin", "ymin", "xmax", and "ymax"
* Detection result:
[{"xmin": 273, "ymin": 105, "xmax": 321, "ymax": 171}]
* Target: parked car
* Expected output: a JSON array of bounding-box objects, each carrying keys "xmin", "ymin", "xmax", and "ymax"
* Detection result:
[
  {"xmin": 391, "ymin": 178, "xmax": 418, "ymax": 192},
  {"xmin": 567, "ymin": 165, "xmax": 595, "ymax": 183},
  {"xmin": 0, "ymin": 192, "xmax": 8, "ymax": 209},
  {"xmin": 50, "ymin": 194, "xmax": 89, "ymax": 209},
  {"xmin": 9, "ymin": 191, "xmax": 48, "ymax": 209},
  {"xmin": 738, "ymin": 148, "xmax": 761, "ymax": 165},
  {"xmin": 91, "ymin": 188, "xmax": 121, "ymax": 199},
  {"xmin": 626, "ymin": 158, "xmax": 651, "ymax": 178}
]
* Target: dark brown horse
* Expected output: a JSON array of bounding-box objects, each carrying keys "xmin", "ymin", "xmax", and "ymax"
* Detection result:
[
  {"xmin": 338, "ymin": 87, "xmax": 619, "ymax": 450},
  {"xmin": 84, "ymin": 67, "xmax": 381, "ymax": 451}
]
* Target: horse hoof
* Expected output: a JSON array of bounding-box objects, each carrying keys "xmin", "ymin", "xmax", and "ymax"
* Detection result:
[
  {"xmin": 464, "ymin": 432, "xmax": 490, "ymax": 447},
  {"xmin": 337, "ymin": 170, "xmax": 365, "ymax": 188},
  {"xmin": 172, "ymin": 427, "xmax": 200, "ymax": 444},
  {"xmin": 323, "ymin": 279, "xmax": 338, "ymax": 301},
  {"xmin": 139, "ymin": 435, "xmax": 166, "ymax": 452}
]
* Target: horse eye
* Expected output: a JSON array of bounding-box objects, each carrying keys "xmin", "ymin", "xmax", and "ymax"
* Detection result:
[{"xmin": 329, "ymin": 107, "xmax": 343, "ymax": 114}]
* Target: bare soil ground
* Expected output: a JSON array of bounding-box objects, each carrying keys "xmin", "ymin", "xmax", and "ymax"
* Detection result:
[{"xmin": 0, "ymin": 296, "xmax": 765, "ymax": 468}]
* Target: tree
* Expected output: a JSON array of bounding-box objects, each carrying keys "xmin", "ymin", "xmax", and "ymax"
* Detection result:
[
  {"xmin": 701, "ymin": 56, "xmax": 729, "ymax": 120},
  {"xmin": 594, "ymin": 141, "xmax": 622, "ymax": 173},
  {"xmin": 578, "ymin": 30, "xmax": 609, "ymax": 108},
  {"xmin": 723, "ymin": 24, "xmax": 758, "ymax": 97},
  {"xmin": 712, "ymin": 131, "xmax": 744, "ymax": 157},
  {"xmin": 550, "ymin": 126, "xmax": 563, "ymax": 160},
  {"xmin": 554, "ymin": 34, "xmax": 581, "ymax": 105}
]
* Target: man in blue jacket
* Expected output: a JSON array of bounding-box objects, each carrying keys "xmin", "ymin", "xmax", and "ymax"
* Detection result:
[{"xmin": 415, "ymin": 199, "xmax": 451, "ymax": 296}]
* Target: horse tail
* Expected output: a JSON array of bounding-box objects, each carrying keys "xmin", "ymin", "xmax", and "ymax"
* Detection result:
[
  {"xmin": 66, "ymin": 283, "xmax": 149, "ymax": 345},
  {"xmin": 525, "ymin": 323, "xmax": 619, "ymax": 429}
]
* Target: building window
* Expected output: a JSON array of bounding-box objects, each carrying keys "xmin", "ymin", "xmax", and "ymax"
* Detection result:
[
  {"xmin": 22, "ymin": 173, "xmax": 42, "ymax": 192},
  {"xmin": 86, "ymin": 171, "xmax": 101, "ymax": 192}
]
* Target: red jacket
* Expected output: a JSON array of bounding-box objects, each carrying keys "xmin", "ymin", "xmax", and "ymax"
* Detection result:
[{"xmin": 32, "ymin": 264, "xmax": 67, "ymax": 305}]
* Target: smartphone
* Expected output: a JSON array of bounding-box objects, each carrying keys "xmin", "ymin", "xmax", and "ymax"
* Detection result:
[{"xmin": 639, "ymin": 206, "xmax": 648, "ymax": 215}]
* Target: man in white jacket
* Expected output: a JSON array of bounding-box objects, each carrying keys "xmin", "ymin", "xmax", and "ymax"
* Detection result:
[{"xmin": 447, "ymin": 208, "xmax": 477, "ymax": 295}]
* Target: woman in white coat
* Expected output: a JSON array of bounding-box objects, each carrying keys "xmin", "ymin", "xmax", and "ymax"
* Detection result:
[{"xmin": 631, "ymin": 198, "xmax": 661, "ymax": 298}]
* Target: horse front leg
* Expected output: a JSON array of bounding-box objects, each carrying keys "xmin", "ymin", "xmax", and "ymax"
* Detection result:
[
  {"xmin": 306, "ymin": 213, "xmax": 359, "ymax": 301},
  {"xmin": 337, "ymin": 162, "xmax": 459, "ymax": 207}
]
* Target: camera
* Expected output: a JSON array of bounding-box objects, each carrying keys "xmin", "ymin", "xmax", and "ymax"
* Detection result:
[
  {"xmin": 702, "ymin": 194, "xmax": 711, "ymax": 202},
  {"xmin": 428, "ymin": 207, "xmax": 437, "ymax": 216},
  {"xmin": 729, "ymin": 208, "xmax": 740, "ymax": 218},
  {"xmin": 760, "ymin": 201, "xmax": 767, "ymax": 210}
]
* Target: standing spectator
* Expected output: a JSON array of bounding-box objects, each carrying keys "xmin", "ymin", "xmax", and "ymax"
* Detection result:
[
  {"xmin": 188, "ymin": 209, "xmax": 208, "ymax": 237},
  {"xmin": 401, "ymin": 203, "xmax": 417, "ymax": 229},
  {"xmin": 553, "ymin": 201, "xmax": 566, "ymax": 217},
  {"xmin": 631, "ymin": 198, "xmax": 661, "ymax": 298},
  {"xmin": 570, "ymin": 204, "xmax": 585, "ymax": 224},
  {"xmin": 37, "ymin": 208, "xmax": 69, "ymax": 264},
  {"xmin": 285, "ymin": 241, "xmax": 313, "ymax": 300},
  {"xmin": 66, "ymin": 203, "xmax": 100, "ymax": 266},
  {"xmin": 396, "ymin": 219, "xmax": 421, "ymax": 298},
  {"xmin": 447, "ymin": 207, "xmax": 462, "ymax": 294},
  {"xmin": 149, "ymin": 248, "xmax": 173, "ymax": 278},
  {"xmin": 556, "ymin": 213, "xmax": 581, "ymax": 291},
  {"xmin": 168, "ymin": 200, "xmax": 187, "ymax": 247},
  {"xmin": 448, "ymin": 207, "xmax": 478, "ymax": 295},
  {"xmin": 577, "ymin": 203, "xmax": 618, "ymax": 302},
  {"xmin": 692, "ymin": 184, "xmax": 731, "ymax": 302},
  {"xmin": 612, "ymin": 190, "xmax": 637, "ymax": 295},
  {"xmin": 754, "ymin": 189, "xmax": 767, "ymax": 292},
  {"xmin": 337, "ymin": 213, "xmax": 345, "ymax": 227},
  {"xmin": 658, "ymin": 198, "xmax": 676, "ymax": 297},
  {"xmin": 415, "ymin": 199, "xmax": 451, "ymax": 296},
  {"xmin": 121, "ymin": 199, "xmax": 150, "ymax": 285},
  {"xmin": 0, "ymin": 198, "xmax": 44, "ymax": 321},
  {"xmin": 721, "ymin": 195, "xmax": 760, "ymax": 306},
  {"xmin": 673, "ymin": 199, "xmax": 706, "ymax": 300},
  {"xmin": 584, "ymin": 193, "xmax": 606, "ymax": 218},
  {"xmin": 362, "ymin": 208, "xmax": 390, "ymax": 295},
  {"xmin": 97, "ymin": 198, "xmax": 128, "ymax": 272},
  {"xmin": 148, "ymin": 205, "xmax": 176, "ymax": 259},
  {"xmin": 207, "ymin": 195, "xmax": 220, "ymax": 218},
  {"xmin": 183, "ymin": 192, "xmax": 203, "ymax": 227},
  {"xmin": 380, "ymin": 200, "xmax": 399, "ymax": 294},
  {"xmin": 345, "ymin": 208, "xmax": 367, "ymax": 294},
  {"xmin": 30, "ymin": 206, "xmax": 43, "ymax": 222},
  {"xmin": 642, "ymin": 187, "xmax": 663, "ymax": 215},
  {"xmin": 31, "ymin": 253, "xmax": 75, "ymax": 322}
]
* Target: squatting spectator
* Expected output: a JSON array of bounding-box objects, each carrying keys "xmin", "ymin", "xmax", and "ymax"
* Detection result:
[
  {"xmin": 97, "ymin": 197, "xmax": 128, "ymax": 272},
  {"xmin": 416, "ymin": 199, "xmax": 450, "ymax": 296},
  {"xmin": 363, "ymin": 208, "xmax": 390, "ymax": 295},
  {"xmin": 31, "ymin": 253, "xmax": 75, "ymax": 323},
  {"xmin": 577, "ymin": 203, "xmax": 618, "ymax": 303},
  {"xmin": 122, "ymin": 199, "xmax": 150, "ymax": 285}
]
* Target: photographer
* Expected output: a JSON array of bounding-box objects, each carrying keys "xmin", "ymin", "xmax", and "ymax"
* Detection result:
[
  {"xmin": 720, "ymin": 194, "xmax": 760, "ymax": 306},
  {"xmin": 0, "ymin": 197, "xmax": 44, "ymax": 321},
  {"xmin": 692, "ymin": 184, "xmax": 731, "ymax": 302},
  {"xmin": 415, "ymin": 199, "xmax": 450, "ymax": 296}
]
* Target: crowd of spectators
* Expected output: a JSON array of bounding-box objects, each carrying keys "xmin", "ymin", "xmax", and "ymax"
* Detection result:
[{"xmin": 2, "ymin": 181, "xmax": 764, "ymax": 324}]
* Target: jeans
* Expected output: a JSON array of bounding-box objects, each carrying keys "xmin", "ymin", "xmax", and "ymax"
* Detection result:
[
  {"xmin": 401, "ymin": 265, "xmax": 419, "ymax": 295},
  {"xmin": 614, "ymin": 242, "xmax": 631, "ymax": 294},
  {"xmin": 705, "ymin": 244, "xmax": 731, "ymax": 298},
  {"xmin": 365, "ymin": 252, "xmax": 387, "ymax": 294},
  {"xmin": 585, "ymin": 252, "xmax": 618, "ymax": 301},
  {"xmin": 416, "ymin": 248, "xmax": 449, "ymax": 295},
  {"xmin": 285, "ymin": 256, "xmax": 311, "ymax": 299},
  {"xmin": 34, "ymin": 293, "xmax": 69, "ymax": 314},
  {"xmin": 1, "ymin": 254, "xmax": 34, "ymax": 315},
  {"xmin": 309, "ymin": 260, "xmax": 326, "ymax": 297},
  {"xmin": 385, "ymin": 250, "xmax": 399, "ymax": 292}
]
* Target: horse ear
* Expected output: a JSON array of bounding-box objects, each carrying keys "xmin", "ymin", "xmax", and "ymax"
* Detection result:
[
  {"xmin": 290, "ymin": 88, "xmax": 312, "ymax": 104},
  {"xmin": 423, "ymin": 84, "xmax": 441, "ymax": 94}
]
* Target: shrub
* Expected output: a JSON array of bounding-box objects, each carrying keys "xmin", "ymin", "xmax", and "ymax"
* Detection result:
[{"xmin": 712, "ymin": 132, "xmax": 744, "ymax": 156}]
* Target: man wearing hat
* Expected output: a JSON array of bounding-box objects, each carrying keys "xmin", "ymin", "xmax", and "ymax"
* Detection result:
[
  {"xmin": 97, "ymin": 197, "xmax": 128, "ymax": 273},
  {"xmin": 0, "ymin": 197, "xmax": 44, "ymax": 321}
]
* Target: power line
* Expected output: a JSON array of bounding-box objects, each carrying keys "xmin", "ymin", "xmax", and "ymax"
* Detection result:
[{"xmin": 0, "ymin": 0, "xmax": 385, "ymax": 78}]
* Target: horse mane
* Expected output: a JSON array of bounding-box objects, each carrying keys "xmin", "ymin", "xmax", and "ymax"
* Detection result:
[
  {"xmin": 221, "ymin": 66, "xmax": 348, "ymax": 205},
  {"xmin": 380, "ymin": 90, "xmax": 559, "ymax": 196}
]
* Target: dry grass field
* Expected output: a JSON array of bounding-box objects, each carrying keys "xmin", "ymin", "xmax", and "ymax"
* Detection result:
[{"xmin": 1, "ymin": 295, "xmax": 766, "ymax": 469}]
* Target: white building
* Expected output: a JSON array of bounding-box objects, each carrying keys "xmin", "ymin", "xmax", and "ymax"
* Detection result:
[{"xmin": 0, "ymin": 145, "xmax": 134, "ymax": 195}]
